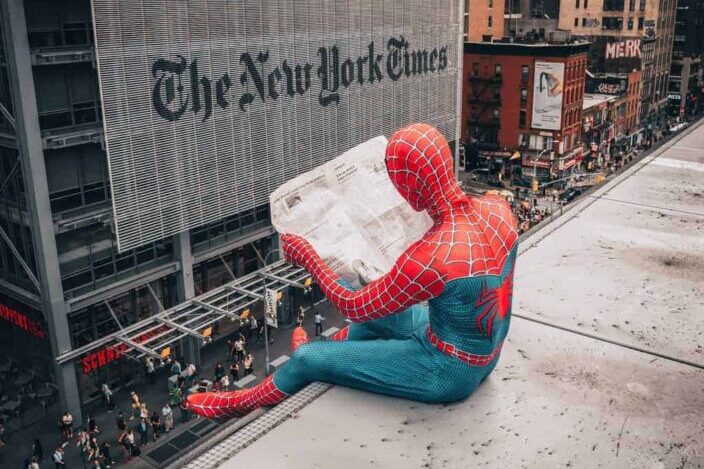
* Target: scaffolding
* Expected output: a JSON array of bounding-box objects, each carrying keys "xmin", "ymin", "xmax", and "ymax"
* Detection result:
[{"xmin": 56, "ymin": 260, "xmax": 311, "ymax": 365}]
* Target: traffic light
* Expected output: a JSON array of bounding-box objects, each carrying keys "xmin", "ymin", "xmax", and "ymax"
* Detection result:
[{"xmin": 532, "ymin": 178, "xmax": 539, "ymax": 193}]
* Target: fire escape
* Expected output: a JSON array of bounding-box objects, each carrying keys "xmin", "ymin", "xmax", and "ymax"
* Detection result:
[{"xmin": 467, "ymin": 70, "xmax": 502, "ymax": 151}]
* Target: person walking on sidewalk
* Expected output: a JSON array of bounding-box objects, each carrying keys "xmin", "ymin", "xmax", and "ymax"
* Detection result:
[
  {"xmin": 243, "ymin": 353, "xmax": 254, "ymax": 376},
  {"xmin": 129, "ymin": 391, "xmax": 141, "ymax": 421},
  {"xmin": 115, "ymin": 411, "xmax": 126, "ymax": 433},
  {"xmin": 229, "ymin": 361, "xmax": 240, "ymax": 383},
  {"xmin": 248, "ymin": 317, "xmax": 258, "ymax": 342},
  {"xmin": 233, "ymin": 337, "xmax": 245, "ymax": 362},
  {"xmin": 53, "ymin": 446, "xmax": 66, "ymax": 469},
  {"xmin": 145, "ymin": 357, "xmax": 156, "ymax": 384},
  {"xmin": 314, "ymin": 312, "xmax": 325, "ymax": 336},
  {"xmin": 161, "ymin": 403, "xmax": 174, "ymax": 433},
  {"xmin": 101, "ymin": 382, "xmax": 114, "ymax": 412},
  {"xmin": 100, "ymin": 441, "xmax": 113, "ymax": 467},
  {"xmin": 296, "ymin": 306, "xmax": 305, "ymax": 327},
  {"xmin": 32, "ymin": 438, "xmax": 43, "ymax": 463},
  {"xmin": 138, "ymin": 418, "xmax": 149, "ymax": 447},
  {"xmin": 150, "ymin": 410, "xmax": 161, "ymax": 441}
]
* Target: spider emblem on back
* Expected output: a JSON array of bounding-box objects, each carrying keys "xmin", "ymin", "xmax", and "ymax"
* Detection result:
[{"xmin": 475, "ymin": 268, "xmax": 514, "ymax": 338}]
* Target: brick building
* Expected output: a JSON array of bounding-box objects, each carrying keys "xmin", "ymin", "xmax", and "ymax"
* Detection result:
[
  {"xmin": 462, "ymin": 41, "xmax": 589, "ymax": 183},
  {"xmin": 464, "ymin": 0, "xmax": 505, "ymax": 42}
]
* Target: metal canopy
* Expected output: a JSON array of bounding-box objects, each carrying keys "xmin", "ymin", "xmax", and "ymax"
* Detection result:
[{"xmin": 56, "ymin": 260, "xmax": 310, "ymax": 365}]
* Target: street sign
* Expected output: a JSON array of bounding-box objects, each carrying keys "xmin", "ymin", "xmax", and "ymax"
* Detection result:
[{"xmin": 264, "ymin": 289, "xmax": 279, "ymax": 329}]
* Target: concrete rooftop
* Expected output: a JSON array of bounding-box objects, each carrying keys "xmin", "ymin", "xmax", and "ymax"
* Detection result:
[{"xmin": 187, "ymin": 120, "xmax": 704, "ymax": 469}]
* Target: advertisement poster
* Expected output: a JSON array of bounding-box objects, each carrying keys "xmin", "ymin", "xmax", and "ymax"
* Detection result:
[{"xmin": 532, "ymin": 61, "xmax": 565, "ymax": 131}]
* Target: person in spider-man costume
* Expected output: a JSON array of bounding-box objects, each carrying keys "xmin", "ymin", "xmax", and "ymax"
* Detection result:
[{"xmin": 187, "ymin": 123, "xmax": 519, "ymax": 419}]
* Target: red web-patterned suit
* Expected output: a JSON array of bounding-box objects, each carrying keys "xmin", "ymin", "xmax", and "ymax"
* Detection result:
[{"xmin": 187, "ymin": 124, "xmax": 519, "ymax": 419}]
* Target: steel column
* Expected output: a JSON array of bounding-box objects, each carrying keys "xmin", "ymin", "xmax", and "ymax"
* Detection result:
[
  {"xmin": 1, "ymin": 0, "xmax": 81, "ymax": 420},
  {"xmin": 173, "ymin": 231, "xmax": 200, "ymax": 366}
]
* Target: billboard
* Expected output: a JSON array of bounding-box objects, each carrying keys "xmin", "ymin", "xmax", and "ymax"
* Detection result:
[
  {"xmin": 91, "ymin": 0, "xmax": 461, "ymax": 251},
  {"xmin": 531, "ymin": 61, "xmax": 564, "ymax": 131},
  {"xmin": 586, "ymin": 76, "xmax": 627, "ymax": 96}
]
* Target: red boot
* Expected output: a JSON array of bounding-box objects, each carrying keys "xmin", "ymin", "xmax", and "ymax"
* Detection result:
[{"xmin": 187, "ymin": 375, "xmax": 287, "ymax": 419}]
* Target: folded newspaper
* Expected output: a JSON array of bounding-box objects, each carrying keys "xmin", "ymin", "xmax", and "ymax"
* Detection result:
[{"xmin": 270, "ymin": 136, "xmax": 432, "ymax": 289}]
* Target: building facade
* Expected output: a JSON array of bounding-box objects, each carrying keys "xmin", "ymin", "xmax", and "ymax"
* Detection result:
[
  {"xmin": 0, "ymin": 0, "xmax": 281, "ymax": 419},
  {"xmin": 558, "ymin": 0, "xmax": 677, "ymax": 118},
  {"xmin": 465, "ymin": 0, "xmax": 506, "ymax": 42},
  {"xmin": 667, "ymin": 0, "xmax": 704, "ymax": 117},
  {"xmin": 462, "ymin": 41, "xmax": 589, "ymax": 183}
]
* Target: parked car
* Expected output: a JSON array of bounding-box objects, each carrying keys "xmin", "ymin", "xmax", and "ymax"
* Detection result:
[
  {"xmin": 559, "ymin": 187, "xmax": 583, "ymax": 203},
  {"xmin": 669, "ymin": 122, "xmax": 688, "ymax": 133}
]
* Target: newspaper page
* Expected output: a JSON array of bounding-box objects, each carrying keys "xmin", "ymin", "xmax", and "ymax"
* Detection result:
[{"xmin": 270, "ymin": 136, "xmax": 432, "ymax": 289}]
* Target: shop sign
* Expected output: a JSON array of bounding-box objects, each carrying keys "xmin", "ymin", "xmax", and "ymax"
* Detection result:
[
  {"xmin": 605, "ymin": 40, "xmax": 641, "ymax": 60},
  {"xmin": 668, "ymin": 92, "xmax": 681, "ymax": 101},
  {"xmin": 0, "ymin": 303, "xmax": 46, "ymax": 339},
  {"xmin": 264, "ymin": 288, "xmax": 279, "ymax": 329},
  {"xmin": 478, "ymin": 150, "xmax": 512, "ymax": 159},
  {"xmin": 81, "ymin": 325, "xmax": 169, "ymax": 374}
]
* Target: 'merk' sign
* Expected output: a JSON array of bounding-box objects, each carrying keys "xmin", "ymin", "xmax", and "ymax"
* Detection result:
[{"xmin": 605, "ymin": 40, "xmax": 641, "ymax": 60}]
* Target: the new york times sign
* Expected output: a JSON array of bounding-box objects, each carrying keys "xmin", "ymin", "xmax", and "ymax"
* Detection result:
[
  {"xmin": 93, "ymin": 0, "xmax": 460, "ymax": 251},
  {"xmin": 152, "ymin": 37, "xmax": 450, "ymax": 122}
]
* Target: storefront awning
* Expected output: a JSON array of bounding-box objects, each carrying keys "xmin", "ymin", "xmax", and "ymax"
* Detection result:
[{"xmin": 56, "ymin": 261, "xmax": 311, "ymax": 366}]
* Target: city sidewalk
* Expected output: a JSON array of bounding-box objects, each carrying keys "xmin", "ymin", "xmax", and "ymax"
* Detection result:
[{"xmin": 0, "ymin": 300, "xmax": 346, "ymax": 469}]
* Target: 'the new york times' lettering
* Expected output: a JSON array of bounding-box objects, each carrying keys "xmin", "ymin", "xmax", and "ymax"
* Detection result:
[{"xmin": 151, "ymin": 36, "xmax": 449, "ymax": 123}]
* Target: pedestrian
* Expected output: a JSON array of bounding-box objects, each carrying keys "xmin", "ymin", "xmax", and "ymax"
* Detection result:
[
  {"xmin": 101, "ymin": 382, "xmax": 114, "ymax": 411},
  {"xmin": 53, "ymin": 447, "xmax": 65, "ymax": 469},
  {"xmin": 138, "ymin": 417, "xmax": 149, "ymax": 446},
  {"xmin": 115, "ymin": 410, "xmax": 126, "ymax": 433},
  {"xmin": 161, "ymin": 403, "xmax": 174, "ymax": 433},
  {"xmin": 88, "ymin": 434, "xmax": 99, "ymax": 460},
  {"xmin": 28, "ymin": 456, "xmax": 40, "ymax": 469},
  {"xmin": 32, "ymin": 438, "xmax": 43, "ymax": 462},
  {"xmin": 145, "ymin": 357, "xmax": 156, "ymax": 384},
  {"xmin": 243, "ymin": 353, "xmax": 254, "ymax": 376},
  {"xmin": 60, "ymin": 411, "xmax": 73, "ymax": 440},
  {"xmin": 214, "ymin": 362, "xmax": 225, "ymax": 381},
  {"xmin": 170, "ymin": 359, "xmax": 182, "ymax": 376},
  {"xmin": 87, "ymin": 412, "xmax": 99, "ymax": 435},
  {"xmin": 314, "ymin": 312, "xmax": 325, "ymax": 336},
  {"xmin": 0, "ymin": 422, "xmax": 5, "ymax": 448},
  {"xmin": 100, "ymin": 441, "xmax": 113, "ymax": 467},
  {"xmin": 169, "ymin": 385, "xmax": 183, "ymax": 409},
  {"xmin": 248, "ymin": 316, "xmax": 258, "ymax": 342},
  {"xmin": 220, "ymin": 373, "xmax": 230, "ymax": 391},
  {"xmin": 118, "ymin": 429, "xmax": 133, "ymax": 462},
  {"xmin": 229, "ymin": 361, "xmax": 240, "ymax": 383},
  {"xmin": 129, "ymin": 391, "xmax": 141, "ymax": 420},
  {"xmin": 227, "ymin": 339, "xmax": 236, "ymax": 359},
  {"xmin": 234, "ymin": 337, "xmax": 245, "ymax": 362},
  {"xmin": 140, "ymin": 403, "xmax": 149, "ymax": 421},
  {"xmin": 296, "ymin": 306, "xmax": 305, "ymax": 326},
  {"xmin": 150, "ymin": 410, "xmax": 161, "ymax": 441},
  {"xmin": 186, "ymin": 363, "xmax": 197, "ymax": 383},
  {"xmin": 179, "ymin": 397, "xmax": 190, "ymax": 423},
  {"xmin": 177, "ymin": 373, "xmax": 186, "ymax": 390}
]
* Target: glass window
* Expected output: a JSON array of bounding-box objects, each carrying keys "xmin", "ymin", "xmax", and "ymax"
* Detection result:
[
  {"xmin": 488, "ymin": 16, "xmax": 492, "ymax": 27},
  {"xmin": 472, "ymin": 62, "xmax": 480, "ymax": 76},
  {"xmin": 494, "ymin": 63, "xmax": 502, "ymax": 76},
  {"xmin": 519, "ymin": 111, "xmax": 526, "ymax": 127},
  {"xmin": 521, "ymin": 65, "xmax": 529, "ymax": 81},
  {"xmin": 520, "ymin": 88, "xmax": 528, "ymax": 104}
]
